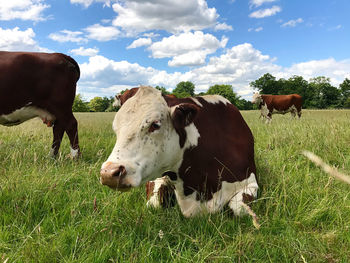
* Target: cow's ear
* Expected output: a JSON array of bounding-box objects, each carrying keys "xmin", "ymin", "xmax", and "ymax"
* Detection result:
[{"xmin": 171, "ymin": 103, "xmax": 199, "ymax": 128}]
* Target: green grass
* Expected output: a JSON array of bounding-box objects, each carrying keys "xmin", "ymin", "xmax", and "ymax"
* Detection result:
[{"xmin": 1, "ymin": 110, "xmax": 349, "ymax": 262}]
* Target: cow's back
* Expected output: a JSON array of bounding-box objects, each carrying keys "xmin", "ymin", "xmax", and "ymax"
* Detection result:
[{"xmin": 0, "ymin": 52, "xmax": 79, "ymax": 115}]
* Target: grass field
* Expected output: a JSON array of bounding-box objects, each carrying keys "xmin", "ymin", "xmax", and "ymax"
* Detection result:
[{"xmin": 1, "ymin": 110, "xmax": 349, "ymax": 262}]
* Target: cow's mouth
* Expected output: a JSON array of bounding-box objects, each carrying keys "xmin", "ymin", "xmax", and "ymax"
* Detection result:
[{"xmin": 100, "ymin": 176, "xmax": 132, "ymax": 191}]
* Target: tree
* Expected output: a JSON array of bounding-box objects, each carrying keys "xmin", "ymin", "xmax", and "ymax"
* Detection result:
[
  {"xmin": 206, "ymin": 84, "xmax": 240, "ymax": 105},
  {"xmin": 105, "ymin": 96, "xmax": 118, "ymax": 112},
  {"xmin": 250, "ymin": 73, "xmax": 281, "ymax": 94},
  {"xmin": 173, "ymin": 81, "xmax": 195, "ymax": 98},
  {"xmin": 344, "ymin": 97, "xmax": 350, "ymax": 109},
  {"xmin": 72, "ymin": 94, "xmax": 89, "ymax": 112},
  {"xmin": 238, "ymin": 99, "xmax": 254, "ymax": 110},
  {"xmin": 155, "ymin": 86, "xmax": 170, "ymax": 95},
  {"xmin": 309, "ymin": 77, "xmax": 340, "ymax": 108},
  {"xmin": 339, "ymin": 78, "xmax": 350, "ymax": 107},
  {"xmin": 89, "ymin": 96, "xmax": 110, "ymax": 112}
]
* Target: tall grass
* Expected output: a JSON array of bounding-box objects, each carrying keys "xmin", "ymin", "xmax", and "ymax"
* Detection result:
[{"xmin": 1, "ymin": 110, "xmax": 349, "ymax": 262}]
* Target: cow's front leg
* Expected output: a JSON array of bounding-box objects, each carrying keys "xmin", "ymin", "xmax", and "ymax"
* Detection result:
[
  {"xmin": 146, "ymin": 177, "xmax": 176, "ymax": 208},
  {"xmin": 228, "ymin": 173, "xmax": 259, "ymax": 216}
]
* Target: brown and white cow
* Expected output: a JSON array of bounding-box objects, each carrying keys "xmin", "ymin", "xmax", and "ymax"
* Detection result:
[
  {"xmin": 100, "ymin": 86, "xmax": 258, "ymax": 217},
  {"xmin": 252, "ymin": 92, "xmax": 302, "ymax": 122},
  {"xmin": 0, "ymin": 51, "xmax": 80, "ymax": 158}
]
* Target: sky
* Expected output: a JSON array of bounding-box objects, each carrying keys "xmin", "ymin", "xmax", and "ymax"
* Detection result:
[{"xmin": 1, "ymin": 0, "xmax": 350, "ymax": 100}]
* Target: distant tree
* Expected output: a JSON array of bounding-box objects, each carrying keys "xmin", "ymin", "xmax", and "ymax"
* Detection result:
[
  {"xmin": 105, "ymin": 96, "xmax": 118, "ymax": 112},
  {"xmin": 238, "ymin": 99, "xmax": 254, "ymax": 110},
  {"xmin": 250, "ymin": 73, "xmax": 281, "ymax": 94},
  {"xmin": 344, "ymin": 97, "xmax": 350, "ymax": 109},
  {"xmin": 155, "ymin": 86, "xmax": 170, "ymax": 95},
  {"xmin": 173, "ymin": 81, "xmax": 195, "ymax": 98},
  {"xmin": 72, "ymin": 94, "xmax": 89, "ymax": 112},
  {"xmin": 89, "ymin": 96, "xmax": 110, "ymax": 112},
  {"xmin": 339, "ymin": 78, "xmax": 350, "ymax": 107},
  {"xmin": 206, "ymin": 84, "xmax": 240, "ymax": 105},
  {"xmin": 309, "ymin": 77, "xmax": 341, "ymax": 108}
]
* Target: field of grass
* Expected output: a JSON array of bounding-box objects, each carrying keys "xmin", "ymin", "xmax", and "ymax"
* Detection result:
[{"xmin": 1, "ymin": 110, "xmax": 349, "ymax": 262}]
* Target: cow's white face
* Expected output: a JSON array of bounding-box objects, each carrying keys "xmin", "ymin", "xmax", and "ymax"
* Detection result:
[
  {"xmin": 252, "ymin": 92, "xmax": 262, "ymax": 104},
  {"xmin": 100, "ymin": 86, "xmax": 199, "ymax": 191}
]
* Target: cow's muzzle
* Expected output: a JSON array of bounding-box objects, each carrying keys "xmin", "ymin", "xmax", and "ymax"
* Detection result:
[{"xmin": 100, "ymin": 162, "xmax": 130, "ymax": 191}]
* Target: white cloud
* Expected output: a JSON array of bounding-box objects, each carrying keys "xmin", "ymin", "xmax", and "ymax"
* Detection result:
[
  {"xmin": 249, "ymin": 0, "xmax": 277, "ymax": 8},
  {"xmin": 168, "ymin": 51, "xmax": 209, "ymax": 67},
  {"xmin": 70, "ymin": 47, "xmax": 99, "ymax": 56},
  {"xmin": 214, "ymin": 23, "xmax": 233, "ymax": 31},
  {"xmin": 49, "ymin": 30, "xmax": 87, "ymax": 43},
  {"xmin": 76, "ymin": 44, "xmax": 350, "ymax": 101},
  {"xmin": 127, "ymin": 38, "xmax": 152, "ymax": 49},
  {"xmin": 70, "ymin": 0, "xmax": 114, "ymax": 8},
  {"xmin": 143, "ymin": 32, "xmax": 160, "ymax": 38},
  {"xmin": 0, "ymin": 27, "xmax": 49, "ymax": 52},
  {"xmin": 112, "ymin": 0, "xmax": 219, "ymax": 34},
  {"xmin": 148, "ymin": 31, "xmax": 228, "ymax": 67},
  {"xmin": 50, "ymin": 25, "xmax": 121, "ymax": 43},
  {"xmin": 0, "ymin": 0, "xmax": 50, "ymax": 21},
  {"xmin": 249, "ymin": 6, "xmax": 281, "ymax": 18},
  {"xmin": 277, "ymin": 58, "xmax": 350, "ymax": 86},
  {"xmin": 248, "ymin": 27, "xmax": 263, "ymax": 32},
  {"xmin": 84, "ymin": 24, "xmax": 121, "ymax": 41},
  {"xmin": 281, "ymin": 18, "xmax": 303, "ymax": 28},
  {"xmin": 328, "ymin": 24, "xmax": 342, "ymax": 31}
]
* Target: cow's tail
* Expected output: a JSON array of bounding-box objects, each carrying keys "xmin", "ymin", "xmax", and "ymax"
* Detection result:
[{"xmin": 59, "ymin": 53, "xmax": 81, "ymax": 81}]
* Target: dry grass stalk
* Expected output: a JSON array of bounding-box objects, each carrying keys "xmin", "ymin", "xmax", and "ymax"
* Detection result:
[
  {"xmin": 241, "ymin": 202, "xmax": 261, "ymax": 229},
  {"xmin": 302, "ymin": 150, "xmax": 350, "ymax": 185}
]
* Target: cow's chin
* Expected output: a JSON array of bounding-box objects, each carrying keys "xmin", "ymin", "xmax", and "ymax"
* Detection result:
[{"xmin": 100, "ymin": 177, "xmax": 133, "ymax": 192}]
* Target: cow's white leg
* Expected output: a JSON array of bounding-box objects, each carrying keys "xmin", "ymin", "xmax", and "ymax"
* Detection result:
[
  {"xmin": 146, "ymin": 177, "xmax": 175, "ymax": 208},
  {"xmin": 265, "ymin": 116, "xmax": 272, "ymax": 124},
  {"xmin": 70, "ymin": 147, "xmax": 80, "ymax": 159},
  {"xmin": 228, "ymin": 173, "xmax": 259, "ymax": 216}
]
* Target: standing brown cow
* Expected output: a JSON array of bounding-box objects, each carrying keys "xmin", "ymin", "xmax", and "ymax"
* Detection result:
[
  {"xmin": 252, "ymin": 92, "xmax": 302, "ymax": 122},
  {"xmin": 0, "ymin": 51, "xmax": 80, "ymax": 158}
]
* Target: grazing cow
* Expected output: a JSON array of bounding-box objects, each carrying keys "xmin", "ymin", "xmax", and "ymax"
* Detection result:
[
  {"xmin": 100, "ymin": 86, "xmax": 258, "ymax": 217},
  {"xmin": 0, "ymin": 51, "xmax": 80, "ymax": 158},
  {"xmin": 113, "ymin": 87, "xmax": 139, "ymax": 108},
  {"xmin": 252, "ymin": 92, "xmax": 302, "ymax": 122}
]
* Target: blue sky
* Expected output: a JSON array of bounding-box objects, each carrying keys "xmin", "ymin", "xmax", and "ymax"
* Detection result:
[{"xmin": 1, "ymin": 0, "xmax": 349, "ymax": 100}]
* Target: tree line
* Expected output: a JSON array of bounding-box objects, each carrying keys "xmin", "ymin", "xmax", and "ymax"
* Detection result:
[
  {"xmin": 250, "ymin": 74, "xmax": 350, "ymax": 109},
  {"xmin": 73, "ymin": 76, "xmax": 350, "ymax": 112}
]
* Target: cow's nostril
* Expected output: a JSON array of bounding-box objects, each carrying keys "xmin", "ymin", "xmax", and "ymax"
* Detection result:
[{"xmin": 112, "ymin": 165, "xmax": 126, "ymax": 177}]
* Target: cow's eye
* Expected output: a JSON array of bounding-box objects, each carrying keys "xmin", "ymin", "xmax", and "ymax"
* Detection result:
[{"xmin": 149, "ymin": 121, "xmax": 161, "ymax": 133}]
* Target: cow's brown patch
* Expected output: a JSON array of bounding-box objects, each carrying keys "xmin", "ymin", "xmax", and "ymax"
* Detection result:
[{"xmin": 146, "ymin": 181, "xmax": 155, "ymax": 200}]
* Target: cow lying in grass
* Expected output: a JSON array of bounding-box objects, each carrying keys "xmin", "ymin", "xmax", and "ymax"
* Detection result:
[{"xmin": 100, "ymin": 86, "xmax": 258, "ymax": 217}]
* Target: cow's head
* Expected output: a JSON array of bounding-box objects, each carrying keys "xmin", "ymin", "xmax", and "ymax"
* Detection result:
[
  {"xmin": 100, "ymin": 86, "xmax": 199, "ymax": 191},
  {"xmin": 252, "ymin": 92, "xmax": 262, "ymax": 104}
]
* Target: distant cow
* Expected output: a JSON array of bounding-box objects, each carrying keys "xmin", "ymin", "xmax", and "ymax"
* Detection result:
[
  {"xmin": 100, "ymin": 86, "xmax": 258, "ymax": 217},
  {"xmin": 0, "ymin": 51, "xmax": 80, "ymax": 158},
  {"xmin": 252, "ymin": 92, "xmax": 302, "ymax": 122},
  {"xmin": 113, "ymin": 87, "xmax": 139, "ymax": 108}
]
